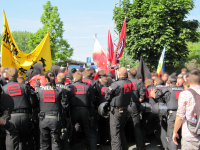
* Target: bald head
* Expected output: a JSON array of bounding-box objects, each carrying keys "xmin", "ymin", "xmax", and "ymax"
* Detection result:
[
  {"xmin": 57, "ymin": 73, "xmax": 66, "ymax": 83},
  {"xmin": 118, "ymin": 67, "xmax": 128, "ymax": 78}
]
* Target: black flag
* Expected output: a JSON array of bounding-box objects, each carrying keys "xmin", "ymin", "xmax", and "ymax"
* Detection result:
[{"xmin": 136, "ymin": 57, "xmax": 151, "ymax": 82}]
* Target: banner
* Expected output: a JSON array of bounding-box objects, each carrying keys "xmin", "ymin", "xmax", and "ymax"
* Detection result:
[
  {"xmin": 93, "ymin": 38, "xmax": 107, "ymax": 71},
  {"xmin": 1, "ymin": 10, "xmax": 52, "ymax": 77},
  {"xmin": 157, "ymin": 44, "xmax": 166, "ymax": 77},
  {"xmin": 108, "ymin": 28, "xmax": 114, "ymax": 63},
  {"xmin": 112, "ymin": 18, "xmax": 126, "ymax": 66},
  {"xmin": 136, "ymin": 57, "xmax": 151, "ymax": 82}
]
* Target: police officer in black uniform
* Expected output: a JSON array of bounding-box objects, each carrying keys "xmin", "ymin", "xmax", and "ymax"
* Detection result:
[
  {"xmin": 105, "ymin": 67, "xmax": 132, "ymax": 150},
  {"xmin": 164, "ymin": 75, "xmax": 183, "ymax": 150},
  {"xmin": 153, "ymin": 77, "xmax": 168, "ymax": 149},
  {"xmin": 36, "ymin": 71, "xmax": 68, "ymax": 150},
  {"xmin": 141, "ymin": 79, "xmax": 162, "ymax": 147},
  {"xmin": 0, "ymin": 81, "xmax": 15, "ymax": 150},
  {"xmin": 97, "ymin": 76, "xmax": 110, "ymax": 145},
  {"xmin": 3, "ymin": 67, "xmax": 34, "ymax": 150},
  {"xmin": 56, "ymin": 72, "xmax": 71, "ymax": 149},
  {"xmin": 69, "ymin": 71, "xmax": 96, "ymax": 150},
  {"xmin": 128, "ymin": 68, "xmax": 146, "ymax": 150}
]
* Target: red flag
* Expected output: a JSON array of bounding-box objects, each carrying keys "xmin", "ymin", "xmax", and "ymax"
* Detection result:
[
  {"xmin": 112, "ymin": 18, "xmax": 126, "ymax": 66},
  {"xmin": 108, "ymin": 28, "xmax": 114, "ymax": 63},
  {"xmin": 93, "ymin": 38, "xmax": 107, "ymax": 71}
]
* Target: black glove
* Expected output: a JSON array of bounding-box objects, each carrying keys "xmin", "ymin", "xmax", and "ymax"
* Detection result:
[{"xmin": 3, "ymin": 119, "xmax": 15, "ymax": 135}]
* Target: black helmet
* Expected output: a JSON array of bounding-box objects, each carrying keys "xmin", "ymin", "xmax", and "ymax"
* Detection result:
[
  {"xmin": 98, "ymin": 102, "xmax": 110, "ymax": 118},
  {"xmin": 152, "ymin": 102, "xmax": 167, "ymax": 116},
  {"xmin": 139, "ymin": 102, "xmax": 152, "ymax": 113}
]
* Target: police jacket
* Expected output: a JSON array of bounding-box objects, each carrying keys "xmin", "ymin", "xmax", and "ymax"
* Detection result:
[
  {"xmin": 82, "ymin": 77, "xmax": 98, "ymax": 105},
  {"xmin": 56, "ymin": 82, "xmax": 69, "ymax": 90},
  {"xmin": 128, "ymin": 76, "xmax": 145, "ymax": 103},
  {"xmin": 36, "ymin": 82, "xmax": 68, "ymax": 112},
  {"xmin": 0, "ymin": 86, "xmax": 14, "ymax": 116},
  {"xmin": 69, "ymin": 80, "xmax": 94, "ymax": 107},
  {"xmin": 164, "ymin": 84, "xmax": 183, "ymax": 110},
  {"xmin": 105, "ymin": 77, "xmax": 133, "ymax": 107},
  {"xmin": 145, "ymin": 85, "xmax": 163, "ymax": 106},
  {"xmin": 2, "ymin": 79, "xmax": 32, "ymax": 111},
  {"xmin": 98, "ymin": 84, "xmax": 108, "ymax": 106},
  {"xmin": 0, "ymin": 78, "xmax": 7, "ymax": 86}
]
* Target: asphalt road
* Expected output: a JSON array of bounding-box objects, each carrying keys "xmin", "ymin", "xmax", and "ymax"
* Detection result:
[{"xmin": 69, "ymin": 134, "xmax": 181, "ymax": 150}]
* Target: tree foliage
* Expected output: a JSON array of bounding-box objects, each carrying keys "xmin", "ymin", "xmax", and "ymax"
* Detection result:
[
  {"xmin": 113, "ymin": 0, "xmax": 199, "ymax": 70},
  {"xmin": 187, "ymin": 28, "xmax": 200, "ymax": 64},
  {"xmin": 28, "ymin": 1, "xmax": 73, "ymax": 64},
  {"xmin": 0, "ymin": 31, "xmax": 31, "ymax": 53}
]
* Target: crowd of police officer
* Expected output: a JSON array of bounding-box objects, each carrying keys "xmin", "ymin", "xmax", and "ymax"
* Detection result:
[{"xmin": 0, "ymin": 63, "xmax": 185, "ymax": 150}]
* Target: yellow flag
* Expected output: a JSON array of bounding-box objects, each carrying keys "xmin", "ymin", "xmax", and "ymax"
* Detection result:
[{"xmin": 1, "ymin": 10, "xmax": 52, "ymax": 77}]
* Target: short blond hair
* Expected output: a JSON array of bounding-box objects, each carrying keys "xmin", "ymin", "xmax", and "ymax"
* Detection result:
[
  {"xmin": 84, "ymin": 70, "xmax": 93, "ymax": 78},
  {"xmin": 73, "ymin": 71, "xmax": 82, "ymax": 80},
  {"xmin": 8, "ymin": 67, "xmax": 18, "ymax": 79},
  {"xmin": 144, "ymin": 79, "xmax": 153, "ymax": 86}
]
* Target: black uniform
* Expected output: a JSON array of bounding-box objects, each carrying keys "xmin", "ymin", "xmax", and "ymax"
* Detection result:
[
  {"xmin": 98, "ymin": 84, "xmax": 110, "ymax": 145},
  {"xmin": 36, "ymin": 82, "xmax": 68, "ymax": 150},
  {"xmin": 141, "ymin": 85, "xmax": 162, "ymax": 145},
  {"xmin": 164, "ymin": 85, "xmax": 183, "ymax": 150},
  {"xmin": 155, "ymin": 84, "xmax": 168, "ymax": 149},
  {"xmin": 69, "ymin": 80, "xmax": 96, "ymax": 150},
  {"xmin": 0, "ymin": 83, "xmax": 14, "ymax": 150},
  {"xmin": 105, "ymin": 77, "xmax": 132, "ymax": 150},
  {"xmin": 128, "ymin": 76, "xmax": 145, "ymax": 149},
  {"xmin": 56, "ymin": 82, "xmax": 71, "ymax": 149},
  {"xmin": 3, "ymin": 79, "xmax": 33, "ymax": 150}
]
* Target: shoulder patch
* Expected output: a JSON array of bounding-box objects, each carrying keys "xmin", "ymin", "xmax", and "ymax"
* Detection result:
[
  {"xmin": 74, "ymin": 85, "xmax": 85, "ymax": 94},
  {"xmin": 43, "ymin": 90, "xmax": 55, "ymax": 102},
  {"xmin": 7, "ymin": 84, "xmax": 22, "ymax": 96},
  {"xmin": 101, "ymin": 87, "xmax": 108, "ymax": 95}
]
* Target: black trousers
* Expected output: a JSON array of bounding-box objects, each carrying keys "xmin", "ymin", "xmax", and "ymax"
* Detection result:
[
  {"xmin": 110, "ymin": 108, "xmax": 128, "ymax": 150},
  {"xmin": 71, "ymin": 107, "xmax": 96, "ymax": 150},
  {"xmin": 39, "ymin": 117, "xmax": 62, "ymax": 150},
  {"xmin": 6, "ymin": 114, "xmax": 30, "ymax": 150},
  {"xmin": 127, "ymin": 102, "xmax": 144, "ymax": 148},
  {"xmin": 160, "ymin": 115, "xmax": 168, "ymax": 149},
  {"xmin": 167, "ymin": 111, "xmax": 177, "ymax": 150},
  {"xmin": 98, "ymin": 115, "xmax": 110, "ymax": 144}
]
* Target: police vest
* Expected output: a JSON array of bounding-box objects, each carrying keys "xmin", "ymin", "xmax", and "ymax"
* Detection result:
[
  {"xmin": 128, "ymin": 78, "xmax": 140, "ymax": 102},
  {"xmin": 3, "ymin": 82, "xmax": 30, "ymax": 110},
  {"xmin": 0, "ymin": 88, "xmax": 14, "ymax": 115},
  {"xmin": 56, "ymin": 83, "xmax": 68, "ymax": 90},
  {"xmin": 156, "ymin": 85, "xmax": 166, "ymax": 90},
  {"xmin": 69, "ymin": 82, "xmax": 90, "ymax": 107},
  {"xmin": 145, "ymin": 85, "xmax": 156, "ymax": 106},
  {"xmin": 99, "ymin": 85, "xmax": 108, "ymax": 106},
  {"xmin": 167, "ymin": 86, "xmax": 183, "ymax": 110},
  {"xmin": 110, "ymin": 79, "xmax": 132, "ymax": 107},
  {"xmin": 38, "ymin": 85, "xmax": 63, "ymax": 112}
]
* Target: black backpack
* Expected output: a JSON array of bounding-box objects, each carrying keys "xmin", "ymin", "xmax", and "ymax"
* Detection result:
[{"xmin": 187, "ymin": 89, "xmax": 200, "ymax": 135}]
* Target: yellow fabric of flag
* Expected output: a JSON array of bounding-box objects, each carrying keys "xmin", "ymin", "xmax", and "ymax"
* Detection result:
[{"xmin": 1, "ymin": 10, "xmax": 52, "ymax": 77}]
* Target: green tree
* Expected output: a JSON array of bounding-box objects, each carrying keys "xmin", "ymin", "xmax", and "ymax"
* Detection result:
[
  {"xmin": 28, "ymin": 1, "xmax": 73, "ymax": 64},
  {"xmin": 0, "ymin": 31, "xmax": 31, "ymax": 53},
  {"xmin": 187, "ymin": 29, "xmax": 200, "ymax": 64},
  {"xmin": 119, "ymin": 49, "xmax": 139, "ymax": 68},
  {"xmin": 113, "ymin": 0, "xmax": 199, "ymax": 71}
]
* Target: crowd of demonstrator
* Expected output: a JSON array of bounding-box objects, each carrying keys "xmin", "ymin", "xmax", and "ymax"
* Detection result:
[{"xmin": 0, "ymin": 63, "xmax": 200, "ymax": 150}]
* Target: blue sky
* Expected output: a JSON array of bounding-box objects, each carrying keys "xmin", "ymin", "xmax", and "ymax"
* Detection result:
[{"xmin": 0, "ymin": 0, "xmax": 199, "ymax": 62}]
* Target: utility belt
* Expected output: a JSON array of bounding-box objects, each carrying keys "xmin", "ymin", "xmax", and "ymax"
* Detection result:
[
  {"xmin": 110, "ymin": 106, "xmax": 127, "ymax": 114},
  {"xmin": 38, "ymin": 111, "xmax": 61, "ymax": 121},
  {"xmin": 12, "ymin": 108, "xmax": 29, "ymax": 114}
]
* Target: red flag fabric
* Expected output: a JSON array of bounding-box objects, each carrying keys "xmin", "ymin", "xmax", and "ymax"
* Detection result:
[
  {"xmin": 108, "ymin": 29, "xmax": 114, "ymax": 63},
  {"xmin": 93, "ymin": 38, "xmax": 107, "ymax": 71},
  {"xmin": 29, "ymin": 75, "xmax": 46, "ymax": 89},
  {"xmin": 111, "ymin": 18, "xmax": 126, "ymax": 66},
  {"xmin": 93, "ymin": 72, "xmax": 99, "ymax": 80}
]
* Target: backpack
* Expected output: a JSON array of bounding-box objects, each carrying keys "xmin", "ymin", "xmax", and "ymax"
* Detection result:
[{"xmin": 187, "ymin": 89, "xmax": 200, "ymax": 135}]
